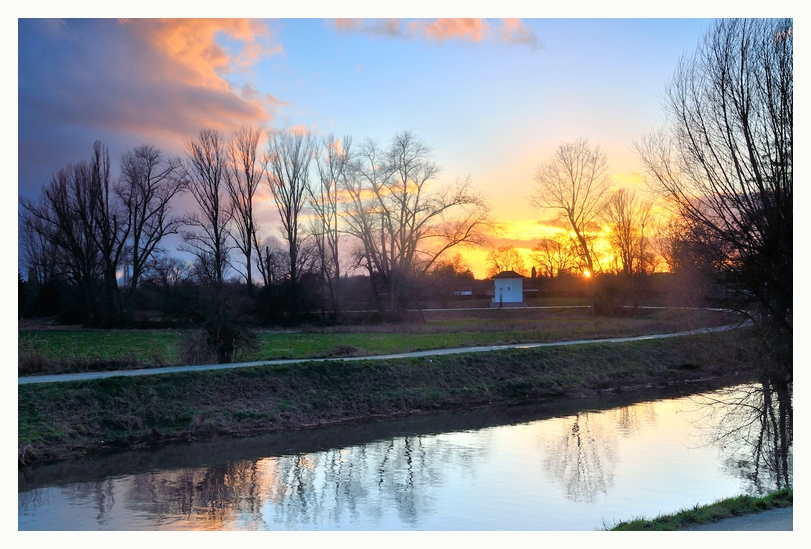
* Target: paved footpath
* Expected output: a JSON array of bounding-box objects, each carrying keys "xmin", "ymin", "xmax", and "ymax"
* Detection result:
[
  {"xmin": 682, "ymin": 506, "xmax": 793, "ymax": 531},
  {"xmin": 18, "ymin": 325, "xmax": 740, "ymax": 385}
]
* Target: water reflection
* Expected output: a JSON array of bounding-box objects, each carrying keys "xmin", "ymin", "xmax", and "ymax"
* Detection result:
[
  {"xmin": 538, "ymin": 401, "xmax": 660, "ymax": 504},
  {"xmin": 613, "ymin": 401, "xmax": 658, "ymax": 436},
  {"xmin": 20, "ymin": 433, "xmax": 492, "ymax": 529},
  {"xmin": 19, "ymin": 378, "xmax": 792, "ymax": 530},
  {"xmin": 685, "ymin": 377, "xmax": 793, "ymax": 495},
  {"xmin": 542, "ymin": 412, "xmax": 616, "ymax": 503}
]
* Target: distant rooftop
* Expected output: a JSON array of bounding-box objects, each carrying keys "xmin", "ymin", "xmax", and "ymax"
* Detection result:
[{"xmin": 493, "ymin": 270, "xmax": 525, "ymax": 279}]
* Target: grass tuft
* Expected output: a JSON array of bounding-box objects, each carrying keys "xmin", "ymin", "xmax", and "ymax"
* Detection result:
[{"xmin": 608, "ymin": 487, "xmax": 792, "ymax": 530}]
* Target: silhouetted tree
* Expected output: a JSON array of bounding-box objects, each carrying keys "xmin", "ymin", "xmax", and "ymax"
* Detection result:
[
  {"xmin": 263, "ymin": 128, "xmax": 317, "ymax": 317},
  {"xmin": 485, "ymin": 245, "xmax": 527, "ymax": 278},
  {"xmin": 531, "ymin": 139, "xmax": 612, "ymax": 314},
  {"xmin": 19, "ymin": 141, "xmax": 123, "ymax": 325},
  {"xmin": 182, "ymin": 129, "xmax": 233, "ymax": 289},
  {"xmin": 343, "ymin": 131, "xmax": 493, "ymax": 315},
  {"xmin": 226, "ymin": 125, "xmax": 263, "ymax": 293},
  {"xmin": 637, "ymin": 18, "xmax": 792, "ymax": 375},
  {"xmin": 530, "ymin": 235, "xmax": 579, "ymax": 278},
  {"xmin": 310, "ymin": 134, "xmax": 350, "ymax": 314},
  {"xmin": 531, "ymin": 138, "xmax": 611, "ymax": 278},
  {"xmin": 604, "ymin": 188, "xmax": 653, "ymax": 276},
  {"xmin": 86, "ymin": 142, "xmax": 128, "ymax": 325},
  {"xmin": 118, "ymin": 144, "xmax": 187, "ymax": 319}
]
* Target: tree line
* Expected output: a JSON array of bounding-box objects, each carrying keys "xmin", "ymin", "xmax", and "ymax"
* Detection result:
[{"xmin": 19, "ymin": 129, "xmax": 492, "ymax": 331}]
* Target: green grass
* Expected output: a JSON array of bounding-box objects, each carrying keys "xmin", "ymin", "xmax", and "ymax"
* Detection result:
[
  {"xmin": 19, "ymin": 307, "xmax": 739, "ymax": 374},
  {"xmin": 607, "ymin": 487, "xmax": 793, "ymax": 530},
  {"xmin": 19, "ymin": 330, "xmax": 179, "ymax": 361}
]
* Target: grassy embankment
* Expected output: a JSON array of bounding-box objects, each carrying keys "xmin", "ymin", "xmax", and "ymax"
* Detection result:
[
  {"xmin": 19, "ymin": 307, "xmax": 736, "ymax": 375},
  {"xmin": 19, "ymin": 313, "xmax": 761, "ymax": 466},
  {"xmin": 608, "ymin": 487, "xmax": 793, "ymax": 530}
]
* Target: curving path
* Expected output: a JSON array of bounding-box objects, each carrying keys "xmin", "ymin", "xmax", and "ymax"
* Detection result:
[
  {"xmin": 681, "ymin": 506, "xmax": 792, "ymax": 531},
  {"xmin": 18, "ymin": 324, "xmax": 742, "ymax": 386}
]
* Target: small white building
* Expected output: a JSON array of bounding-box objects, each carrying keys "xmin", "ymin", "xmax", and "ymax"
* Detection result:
[{"xmin": 491, "ymin": 270, "xmax": 526, "ymax": 308}]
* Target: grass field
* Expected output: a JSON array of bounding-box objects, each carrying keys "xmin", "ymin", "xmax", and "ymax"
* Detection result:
[{"xmin": 18, "ymin": 307, "xmax": 739, "ymax": 375}]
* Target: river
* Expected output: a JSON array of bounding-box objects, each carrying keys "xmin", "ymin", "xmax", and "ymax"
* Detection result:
[{"xmin": 18, "ymin": 378, "xmax": 791, "ymax": 530}]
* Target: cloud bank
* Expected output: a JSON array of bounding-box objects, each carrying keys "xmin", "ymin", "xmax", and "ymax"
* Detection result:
[{"xmin": 18, "ymin": 18, "xmax": 284, "ymax": 196}]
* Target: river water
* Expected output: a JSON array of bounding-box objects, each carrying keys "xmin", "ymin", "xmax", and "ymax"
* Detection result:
[{"xmin": 18, "ymin": 378, "xmax": 791, "ymax": 531}]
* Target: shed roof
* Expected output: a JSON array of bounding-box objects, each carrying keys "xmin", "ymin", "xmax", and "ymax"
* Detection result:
[{"xmin": 493, "ymin": 270, "xmax": 526, "ymax": 279}]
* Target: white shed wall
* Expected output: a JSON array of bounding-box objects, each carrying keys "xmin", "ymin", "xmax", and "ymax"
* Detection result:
[{"xmin": 493, "ymin": 278, "xmax": 523, "ymax": 303}]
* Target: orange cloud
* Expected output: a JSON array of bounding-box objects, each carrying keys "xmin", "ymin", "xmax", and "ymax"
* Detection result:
[
  {"xmin": 123, "ymin": 19, "xmax": 283, "ymax": 91},
  {"xmin": 408, "ymin": 19, "xmax": 489, "ymax": 42},
  {"xmin": 107, "ymin": 19, "xmax": 286, "ymax": 139},
  {"xmin": 287, "ymin": 124, "xmax": 314, "ymax": 136},
  {"xmin": 332, "ymin": 18, "xmax": 539, "ymax": 47}
]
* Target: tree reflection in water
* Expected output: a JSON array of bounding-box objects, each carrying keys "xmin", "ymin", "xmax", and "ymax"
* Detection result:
[
  {"xmin": 263, "ymin": 435, "xmax": 488, "ymax": 528},
  {"xmin": 540, "ymin": 401, "xmax": 656, "ymax": 503},
  {"xmin": 542, "ymin": 412, "xmax": 617, "ymax": 503},
  {"xmin": 684, "ymin": 378, "xmax": 792, "ymax": 495},
  {"xmin": 613, "ymin": 401, "xmax": 657, "ymax": 437},
  {"xmin": 125, "ymin": 461, "xmax": 270, "ymax": 529},
  {"xmin": 77, "ymin": 433, "xmax": 491, "ymax": 529}
]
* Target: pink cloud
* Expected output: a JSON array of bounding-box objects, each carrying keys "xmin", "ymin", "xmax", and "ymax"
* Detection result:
[
  {"xmin": 408, "ymin": 19, "xmax": 489, "ymax": 42},
  {"xmin": 332, "ymin": 18, "xmax": 539, "ymax": 47}
]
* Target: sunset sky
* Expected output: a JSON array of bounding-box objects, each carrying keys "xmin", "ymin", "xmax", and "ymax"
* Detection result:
[{"xmin": 16, "ymin": 12, "xmax": 741, "ymax": 278}]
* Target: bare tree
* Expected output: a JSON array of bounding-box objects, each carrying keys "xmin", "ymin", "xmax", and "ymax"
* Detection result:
[
  {"xmin": 19, "ymin": 211, "xmax": 59, "ymax": 288},
  {"xmin": 117, "ymin": 144, "xmax": 186, "ymax": 318},
  {"xmin": 226, "ymin": 125, "xmax": 263, "ymax": 292},
  {"xmin": 87, "ymin": 141, "xmax": 129, "ymax": 324},
  {"xmin": 530, "ymin": 235, "xmax": 579, "ymax": 278},
  {"xmin": 310, "ymin": 134, "xmax": 350, "ymax": 314},
  {"xmin": 255, "ymin": 236, "xmax": 288, "ymax": 287},
  {"xmin": 263, "ymin": 128, "xmax": 317, "ymax": 317},
  {"xmin": 485, "ymin": 245, "xmax": 527, "ymax": 278},
  {"xmin": 19, "ymin": 141, "xmax": 124, "ymax": 325},
  {"xmin": 343, "ymin": 131, "xmax": 493, "ymax": 315},
  {"xmin": 181, "ymin": 129, "xmax": 233, "ymax": 289},
  {"xmin": 637, "ymin": 18, "xmax": 792, "ymax": 375},
  {"xmin": 340, "ymin": 137, "xmax": 390, "ymax": 313},
  {"xmin": 431, "ymin": 253, "xmax": 474, "ymax": 279},
  {"xmin": 604, "ymin": 188, "xmax": 653, "ymax": 276},
  {"xmin": 531, "ymin": 138, "xmax": 612, "ymax": 313},
  {"xmin": 650, "ymin": 214, "xmax": 687, "ymax": 274},
  {"xmin": 530, "ymin": 139, "xmax": 611, "ymax": 277}
]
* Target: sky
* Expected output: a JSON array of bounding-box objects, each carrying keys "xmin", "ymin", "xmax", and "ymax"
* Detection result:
[{"xmin": 12, "ymin": 8, "xmax": 791, "ymax": 279}]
